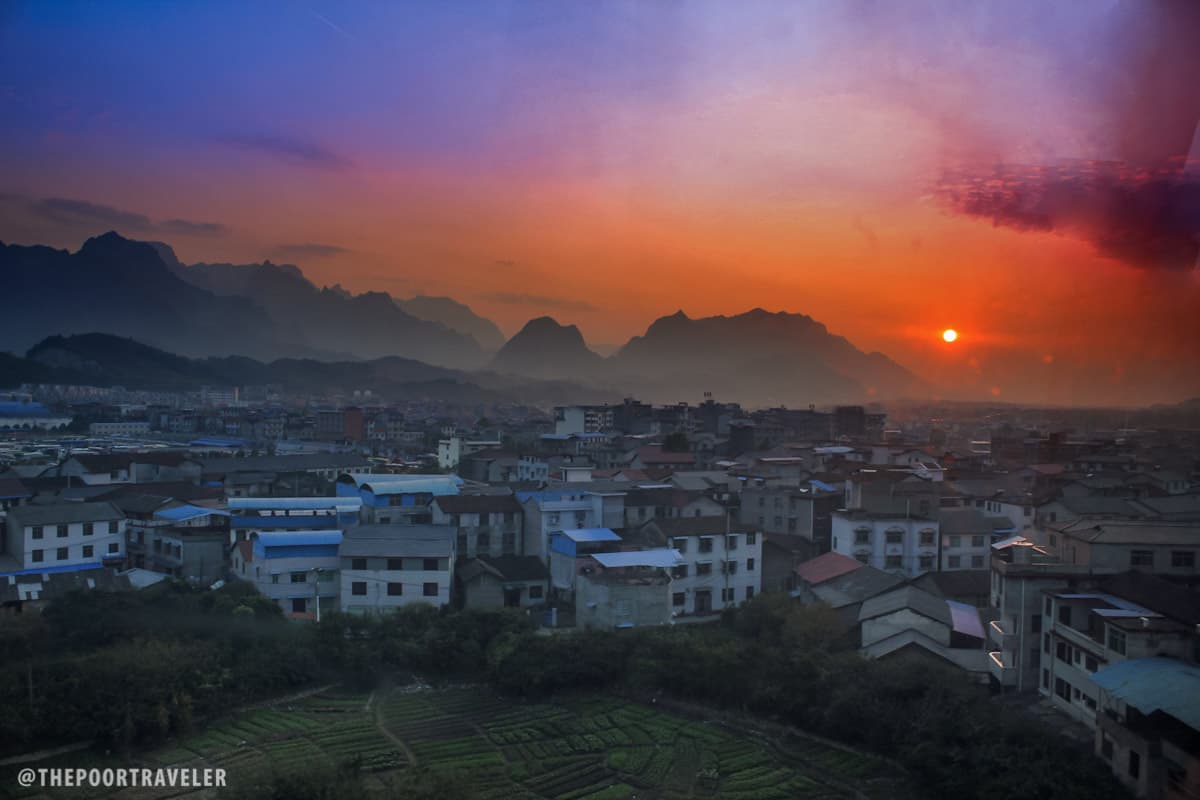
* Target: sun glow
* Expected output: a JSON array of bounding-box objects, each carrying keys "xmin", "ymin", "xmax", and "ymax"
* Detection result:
[{"xmin": 942, "ymin": 328, "xmax": 958, "ymax": 343}]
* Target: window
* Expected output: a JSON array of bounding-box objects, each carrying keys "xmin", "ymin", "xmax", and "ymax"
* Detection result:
[
  {"xmin": 673, "ymin": 592, "xmax": 686, "ymax": 607},
  {"xmin": 1130, "ymin": 550, "xmax": 1153, "ymax": 567},
  {"xmin": 387, "ymin": 582, "xmax": 403, "ymax": 596},
  {"xmin": 919, "ymin": 530, "xmax": 934, "ymax": 546},
  {"xmin": 1058, "ymin": 604, "xmax": 1071, "ymax": 625},
  {"xmin": 885, "ymin": 555, "xmax": 902, "ymax": 569},
  {"xmin": 745, "ymin": 586, "xmax": 754, "ymax": 600},
  {"xmin": 672, "ymin": 564, "xmax": 689, "ymax": 579},
  {"xmin": 1056, "ymin": 641, "xmax": 1069, "ymax": 663},
  {"xmin": 351, "ymin": 557, "xmax": 368, "ymax": 570},
  {"xmin": 82, "ymin": 545, "xmax": 94, "ymax": 558},
  {"xmin": 351, "ymin": 581, "xmax": 367, "ymax": 596},
  {"xmin": 56, "ymin": 547, "xmax": 68, "ymax": 560},
  {"xmin": 723, "ymin": 560, "xmax": 738, "ymax": 575},
  {"xmin": 423, "ymin": 582, "xmax": 438, "ymax": 597},
  {"xmin": 503, "ymin": 532, "xmax": 516, "ymax": 555},
  {"xmin": 885, "ymin": 530, "xmax": 903, "ymax": 545},
  {"xmin": 721, "ymin": 587, "xmax": 736, "ymax": 603},
  {"xmin": 387, "ymin": 558, "xmax": 403, "ymax": 571},
  {"xmin": 1043, "ymin": 633, "xmax": 1050, "ymax": 653},
  {"xmin": 1171, "ymin": 550, "xmax": 1195, "ymax": 568},
  {"xmin": 918, "ymin": 555, "xmax": 934, "ymax": 571},
  {"xmin": 971, "ymin": 555, "xmax": 984, "ymax": 569},
  {"xmin": 699, "ymin": 538, "xmax": 713, "ymax": 553},
  {"xmin": 746, "ymin": 558, "xmax": 755, "ymax": 571},
  {"xmin": 291, "ymin": 598, "xmax": 306, "ymax": 614},
  {"xmin": 108, "ymin": 521, "xmax": 118, "ymax": 533},
  {"xmin": 948, "ymin": 535, "xmax": 961, "ymax": 548},
  {"xmin": 1032, "ymin": 614, "xmax": 1042, "ymax": 633},
  {"xmin": 948, "ymin": 555, "xmax": 961, "ymax": 569},
  {"xmin": 727, "ymin": 534, "xmax": 739, "ymax": 550},
  {"xmin": 1055, "ymin": 677, "xmax": 1070, "ymax": 701},
  {"xmin": 31, "ymin": 549, "xmax": 43, "ymax": 563},
  {"xmin": 56, "ymin": 525, "xmax": 68, "ymax": 538},
  {"xmin": 854, "ymin": 530, "xmax": 870, "ymax": 545},
  {"xmin": 773, "ymin": 516, "xmax": 782, "ymax": 527},
  {"xmin": 971, "ymin": 535, "xmax": 985, "ymax": 548},
  {"xmin": 423, "ymin": 558, "xmax": 439, "ymax": 571},
  {"xmin": 1128, "ymin": 750, "xmax": 1140, "ymax": 780},
  {"xmin": 107, "ymin": 542, "xmax": 119, "ymax": 554},
  {"xmin": 83, "ymin": 523, "xmax": 93, "ymax": 536},
  {"xmin": 747, "ymin": 532, "xmax": 756, "ymax": 545},
  {"xmin": 1044, "ymin": 597, "xmax": 1052, "ymax": 615},
  {"xmin": 1108, "ymin": 627, "xmax": 1126, "ymax": 655},
  {"xmin": 696, "ymin": 562, "xmax": 713, "ymax": 576},
  {"xmin": 1085, "ymin": 655, "xmax": 1098, "ymax": 672},
  {"xmin": 528, "ymin": 585, "xmax": 543, "ymax": 600},
  {"xmin": 290, "ymin": 572, "xmax": 307, "ymax": 583},
  {"xmin": 1042, "ymin": 669, "xmax": 1049, "ymax": 689},
  {"xmin": 31, "ymin": 526, "xmax": 43, "ymax": 540},
  {"xmin": 672, "ymin": 538, "xmax": 688, "ymax": 554},
  {"xmin": 271, "ymin": 574, "xmax": 279, "ymax": 584}
]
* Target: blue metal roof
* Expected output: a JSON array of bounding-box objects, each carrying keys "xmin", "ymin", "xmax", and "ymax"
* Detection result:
[
  {"xmin": 0, "ymin": 401, "xmax": 51, "ymax": 416},
  {"xmin": 229, "ymin": 497, "xmax": 361, "ymax": 511},
  {"xmin": 256, "ymin": 530, "xmax": 344, "ymax": 548},
  {"xmin": 1092, "ymin": 657, "xmax": 1200, "ymax": 731},
  {"xmin": 154, "ymin": 504, "xmax": 230, "ymax": 522},
  {"xmin": 0, "ymin": 562, "xmax": 105, "ymax": 578},
  {"xmin": 558, "ymin": 528, "xmax": 621, "ymax": 543},
  {"xmin": 189, "ymin": 437, "xmax": 247, "ymax": 447}
]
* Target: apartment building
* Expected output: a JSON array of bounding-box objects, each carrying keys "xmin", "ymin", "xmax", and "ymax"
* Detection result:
[
  {"xmin": 639, "ymin": 517, "xmax": 762, "ymax": 615},
  {"xmin": 232, "ymin": 530, "xmax": 342, "ymax": 619},
  {"xmin": 830, "ymin": 511, "xmax": 940, "ymax": 578},
  {"xmin": 430, "ymin": 493, "xmax": 523, "ymax": 559},
  {"xmin": 339, "ymin": 525, "xmax": 455, "ymax": 614},
  {"xmin": 2, "ymin": 502, "xmax": 126, "ymax": 576}
]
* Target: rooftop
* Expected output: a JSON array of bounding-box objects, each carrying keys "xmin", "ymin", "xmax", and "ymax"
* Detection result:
[
  {"xmin": 339, "ymin": 525, "xmax": 454, "ymax": 558},
  {"xmin": 8, "ymin": 501, "xmax": 124, "ymax": 525},
  {"xmin": 1092, "ymin": 657, "xmax": 1200, "ymax": 732}
]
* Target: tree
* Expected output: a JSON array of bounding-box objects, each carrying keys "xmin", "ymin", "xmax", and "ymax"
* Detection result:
[{"xmin": 662, "ymin": 432, "xmax": 690, "ymax": 452}]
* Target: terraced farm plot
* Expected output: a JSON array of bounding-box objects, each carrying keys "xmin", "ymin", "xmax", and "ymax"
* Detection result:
[{"xmin": 5, "ymin": 686, "xmax": 908, "ymax": 799}]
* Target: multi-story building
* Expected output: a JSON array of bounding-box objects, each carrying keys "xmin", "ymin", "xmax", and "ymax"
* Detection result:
[
  {"xmin": 133, "ymin": 504, "xmax": 229, "ymax": 584},
  {"xmin": 739, "ymin": 483, "xmax": 841, "ymax": 558},
  {"xmin": 519, "ymin": 488, "xmax": 626, "ymax": 560},
  {"xmin": 337, "ymin": 474, "xmax": 460, "ymax": 525},
  {"xmin": 2, "ymin": 502, "xmax": 126, "ymax": 576},
  {"xmin": 639, "ymin": 517, "xmax": 762, "ymax": 616},
  {"xmin": 430, "ymin": 494, "xmax": 523, "ymax": 559},
  {"xmin": 575, "ymin": 549, "xmax": 678, "ymax": 630},
  {"xmin": 228, "ymin": 496, "xmax": 362, "ymax": 546},
  {"xmin": 830, "ymin": 511, "xmax": 939, "ymax": 578},
  {"xmin": 437, "ymin": 437, "xmax": 502, "ymax": 469},
  {"xmin": 338, "ymin": 524, "xmax": 455, "ymax": 614},
  {"xmin": 231, "ymin": 529, "xmax": 342, "ymax": 619},
  {"xmin": 939, "ymin": 507, "xmax": 1011, "ymax": 572}
]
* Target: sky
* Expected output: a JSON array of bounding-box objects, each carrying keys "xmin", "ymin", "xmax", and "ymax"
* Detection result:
[{"xmin": 1, "ymin": 0, "xmax": 1198, "ymax": 405}]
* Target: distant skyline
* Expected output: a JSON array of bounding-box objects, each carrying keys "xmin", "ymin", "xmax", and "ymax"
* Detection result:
[{"xmin": 2, "ymin": 1, "xmax": 1198, "ymax": 405}]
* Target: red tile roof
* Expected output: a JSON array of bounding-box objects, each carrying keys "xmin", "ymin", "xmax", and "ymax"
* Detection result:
[{"xmin": 793, "ymin": 552, "xmax": 865, "ymax": 585}]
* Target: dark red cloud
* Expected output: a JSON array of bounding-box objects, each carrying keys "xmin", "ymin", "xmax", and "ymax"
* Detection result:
[{"xmin": 935, "ymin": 160, "xmax": 1200, "ymax": 271}]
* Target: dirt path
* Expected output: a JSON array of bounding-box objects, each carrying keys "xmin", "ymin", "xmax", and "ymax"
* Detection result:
[{"xmin": 373, "ymin": 697, "xmax": 417, "ymax": 767}]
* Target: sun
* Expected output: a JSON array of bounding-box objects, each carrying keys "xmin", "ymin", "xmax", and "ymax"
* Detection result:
[{"xmin": 942, "ymin": 328, "xmax": 958, "ymax": 343}]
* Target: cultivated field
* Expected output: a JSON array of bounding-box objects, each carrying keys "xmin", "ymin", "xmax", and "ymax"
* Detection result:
[{"xmin": 5, "ymin": 687, "xmax": 909, "ymax": 799}]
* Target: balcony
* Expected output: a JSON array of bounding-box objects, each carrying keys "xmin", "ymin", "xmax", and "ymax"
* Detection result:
[
  {"xmin": 1053, "ymin": 622, "xmax": 1105, "ymax": 656},
  {"xmin": 989, "ymin": 651, "xmax": 1017, "ymax": 687},
  {"xmin": 988, "ymin": 619, "xmax": 1016, "ymax": 650}
]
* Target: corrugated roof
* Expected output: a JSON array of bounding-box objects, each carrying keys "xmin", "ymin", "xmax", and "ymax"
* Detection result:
[
  {"xmin": 229, "ymin": 496, "xmax": 362, "ymax": 511},
  {"xmin": 859, "ymin": 586, "xmax": 953, "ymax": 627},
  {"xmin": 8, "ymin": 501, "xmax": 124, "ymax": 525},
  {"xmin": 794, "ymin": 552, "xmax": 865, "ymax": 585},
  {"xmin": 592, "ymin": 549, "xmax": 682, "ymax": 569},
  {"xmin": 154, "ymin": 504, "xmax": 230, "ymax": 522},
  {"xmin": 1091, "ymin": 657, "xmax": 1200, "ymax": 731},
  {"xmin": 255, "ymin": 530, "xmax": 343, "ymax": 547},
  {"xmin": 559, "ymin": 528, "xmax": 622, "ymax": 543}
]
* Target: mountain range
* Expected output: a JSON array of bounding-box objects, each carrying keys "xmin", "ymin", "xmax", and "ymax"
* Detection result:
[{"xmin": 0, "ymin": 231, "xmax": 925, "ymax": 405}]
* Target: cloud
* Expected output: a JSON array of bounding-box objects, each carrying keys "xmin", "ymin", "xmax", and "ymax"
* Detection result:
[
  {"xmin": 222, "ymin": 134, "xmax": 351, "ymax": 169},
  {"xmin": 934, "ymin": 160, "xmax": 1200, "ymax": 271},
  {"xmin": 274, "ymin": 242, "xmax": 350, "ymax": 258},
  {"xmin": 483, "ymin": 292, "xmax": 599, "ymax": 312},
  {"xmin": 29, "ymin": 196, "xmax": 227, "ymax": 237}
]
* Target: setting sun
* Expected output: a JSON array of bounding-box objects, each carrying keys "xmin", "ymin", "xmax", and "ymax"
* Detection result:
[{"xmin": 942, "ymin": 329, "xmax": 958, "ymax": 343}]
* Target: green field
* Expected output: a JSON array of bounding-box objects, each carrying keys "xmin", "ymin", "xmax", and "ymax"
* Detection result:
[{"xmin": 6, "ymin": 687, "xmax": 907, "ymax": 800}]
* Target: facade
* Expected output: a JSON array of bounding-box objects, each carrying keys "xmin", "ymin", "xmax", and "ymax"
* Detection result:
[
  {"xmin": 576, "ymin": 549, "xmax": 678, "ymax": 629},
  {"xmin": 939, "ymin": 507, "xmax": 1011, "ymax": 572},
  {"xmin": 857, "ymin": 585, "xmax": 988, "ymax": 678},
  {"xmin": 457, "ymin": 555, "xmax": 549, "ymax": 610},
  {"xmin": 430, "ymin": 494, "xmax": 523, "ymax": 559},
  {"xmin": 228, "ymin": 496, "xmax": 362, "ymax": 546},
  {"xmin": 127, "ymin": 503, "xmax": 229, "ymax": 583},
  {"xmin": 830, "ymin": 511, "xmax": 939, "ymax": 578},
  {"xmin": 519, "ymin": 489, "xmax": 625, "ymax": 560},
  {"xmin": 437, "ymin": 437, "xmax": 502, "ymax": 469},
  {"xmin": 236, "ymin": 530, "xmax": 343, "ymax": 619},
  {"xmin": 2, "ymin": 502, "xmax": 126, "ymax": 576},
  {"xmin": 640, "ymin": 517, "xmax": 762, "ymax": 616},
  {"xmin": 337, "ymin": 474, "xmax": 461, "ymax": 525},
  {"xmin": 338, "ymin": 524, "xmax": 455, "ymax": 614}
]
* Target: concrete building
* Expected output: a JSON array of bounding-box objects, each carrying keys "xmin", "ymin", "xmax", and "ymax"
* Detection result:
[
  {"xmin": 519, "ymin": 488, "xmax": 626, "ymax": 561},
  {"xmin": 130, "ymin": 503, "xmax": 229, "ymax": 584},
  {"xmin": 830, "ymin": 511, "xmax": 940, "ymax": 578},
  {"xmin": 430, "ymin": 494, "xmax": 523, "ymax": 559},
  {"xmin": 576, "ymin": 549, "xmax": 679, "ymax": 630},
  {"xmin": 338, "ymin": 525, "xmax": 455, "ymax": 614},
  {"xmin": 638, "ymin": 517, "xmax": 762, "ymax": 616},
  {"xmin": 858, "ymin": 585, "xmax": 989, "ymax": 679},
  {"xmin": 457, "ymin": 555, "xmax": 549, "ymax": 610},
  {"xmin": 228, "ymin": 496, "xmax": 362, "ymax": 546},
  {"xmin": 232, "ymin": 530, "xmax": 342, "ymax": 619},
  {"xmin": 437, "ymin": 436, "xmax": 502, "ymax": 470},
  {"xmin": 2, "ymin": 502, "xmax": 126, "ymax": 576},
  {"xmin": 337, "ymin": 474, "xmax": 461, "ymax": 525}
]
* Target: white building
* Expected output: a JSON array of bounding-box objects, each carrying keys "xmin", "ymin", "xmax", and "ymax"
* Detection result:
[
  {"xmin": 231, "ymin": 530, "xmax": 342, "ymax": 619},
  {"xmin": 2, "ymin": 502, "xmax": 126, "ymax": 575},
  {"xmin": 437, "ymin": 437, "xmax": 501, "ymax": 469},
  {"xmin": 339, "ymin": 524, "xmax": 455, "ymax": 613},
  {"xmin": 520, "ymin": 488, "xmax": 626, "ymax": 560},
  {"xmin": 831, "ymin": 511, "xmax": 939, "ymax": 578},
  {"xmin": 640, "ymin": 517, "xmax": 762, "ymax": 616}
]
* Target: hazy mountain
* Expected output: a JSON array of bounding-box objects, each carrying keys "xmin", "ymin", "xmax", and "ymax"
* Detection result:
[
  {"xmin": 491, "ymin": 316, "xmax": 606, "ymax": 380},
  {"xmin": 395, "ymin": 295, "xmax": 506, "ymax": 351},
  {"xmin": 0, "ymin": 233, "xmax": 290, "ymax": 360},
  {"xmin": 611, "ymin": 308, "xmax": 926, "ymax": 405},
  {"xmin": 16, "ymin": 332, "xmax": 607, "ymax": 405},
  {"xmin": 164, "ymin": 246, "xmax": 486, "ymax": 368}
]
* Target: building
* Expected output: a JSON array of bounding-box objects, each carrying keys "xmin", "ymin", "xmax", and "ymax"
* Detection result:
[
  {"xmin": 430, "ymin": 494, "xmax": 523, "ymax": 559},
  {"xmin": 338, "ymin": 524, "xmax": 455, "ymax": 614},
  {"xmin": 548, "ymin": 527, "xmax": 623, "ymax": 594},
  {"xmin": 457, "ymin": 555, "xmax": 549, "ymax": 610},
  {"xmin": 519, "ymin": 488, "xmax": 625, "ymax": 560},
  {"xmin": 0, "ymin": 399, "xmax": 71, "ymax": 431},
  {"xmin": 739, "ymin": 482, "xmax": 840, "ymax": 559},
  {"xmin": 1093, "ymin": 658, "xmax": 1200, "ymax": 800},
  {"xmin": 575, "ymin": 549, "xmax": 679, "ymax": 630},
  {"xmin": 132, "ymin": 504, "xmax": 229, "ymax": 584},
  {"xmin": 337, "ymin": 474, "xmax": 461, "ymax": 525},
  {"xmin": 857, "ymin": 585, "xmax": 989, "ymax": 679},
  {"xmin": 232, "ymin": 529, "xmax": 342, "ymax": 619},
  {"xmin": 939, "ymin": 507, "xmax": 1012, "ymax": 572},
  {"xmin": 228, "ymin": 496, "xmax": 362, "ymax": 546},
  {"xmin": 437, "ymin": 436, "xmax": 502, "ymax": 469},
  {"xmin": 638, "ymin": 517, "xmax": 762, "ymax": 616},
  {"xmin": 791, "ymin": 551, "xmax": 906, "ymax": 632},
  {"xmin": 830, "ymin": 511, "xmax": 940, "ymax": 578},
  {"xmin": 2, "ymin": 502, "xmax": 126, "ymax": 576}
]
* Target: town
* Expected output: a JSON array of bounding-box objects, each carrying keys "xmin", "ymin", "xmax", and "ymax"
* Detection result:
[{"xmin": 2, "ymin": 386, "xmax": 1198, "ymax": 798}]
